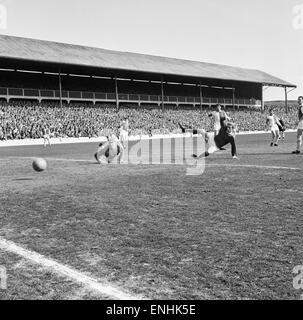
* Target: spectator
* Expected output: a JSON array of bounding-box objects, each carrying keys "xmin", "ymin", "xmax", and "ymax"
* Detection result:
[{"xmin": 0, "ymin": 100, "xmax": 299, "ymax": 141}]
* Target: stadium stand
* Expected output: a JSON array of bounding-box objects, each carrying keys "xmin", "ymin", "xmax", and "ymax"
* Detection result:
[
  {"xmin": 0, "ymin": 100, "xmax": 298, "ymax": 140},
  {"xmin": 0, "ymin": 35, "xmax": 297, "ymax": 141}
]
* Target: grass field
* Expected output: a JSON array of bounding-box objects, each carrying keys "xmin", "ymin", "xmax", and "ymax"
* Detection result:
[{"xmin": 0, "ymin": 132, "xmax": 302, "ymax": 300}]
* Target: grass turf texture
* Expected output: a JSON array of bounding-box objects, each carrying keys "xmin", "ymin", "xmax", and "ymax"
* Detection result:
[{"xmin": 0, "ymin": 132, "xmax": 302, "ymax": 300}]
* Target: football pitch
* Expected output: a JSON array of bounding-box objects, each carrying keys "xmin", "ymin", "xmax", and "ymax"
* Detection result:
[{"xmin": 0, "ymin": 132, "xmax": 302, "ymax": 300}]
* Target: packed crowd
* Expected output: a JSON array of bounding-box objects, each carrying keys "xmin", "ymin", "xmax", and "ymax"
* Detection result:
[{"xmin": 0, "ymin": 100, "xmax": 299, "ymax": 140}]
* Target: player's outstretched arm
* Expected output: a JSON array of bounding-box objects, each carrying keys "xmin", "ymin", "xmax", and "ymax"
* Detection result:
[
  {"xmin": 275, "ymin": 116, "xmax": 282, "ymax": 128},
  {"xmin": 185, "ymin": 128, "xmax": 206, "ymax": 136},
  {"xmin": 224, "ymin": 112, "xmax": 231, "ymax": 121}
]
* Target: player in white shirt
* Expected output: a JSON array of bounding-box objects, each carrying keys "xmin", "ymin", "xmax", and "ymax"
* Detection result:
[
  {"xmin": 266, "ymin": 110, "xmax": 281, "ymax": 147},
  {"xmin": 208, "ymin": 104, "xmax": 231, "ymax": 135},
  {"xmin": 119, "ymin": 118, "xmax": 129, "ymax": 148},
  {"xmin": 43, "ymin": 126, "xmax": 51, "ymax": 148},
  {"xmin": 292, "ymin": 96, "xmax": 303, "ymax": 154},
  {"xmin": 94, "ymin": 134, "xmax": 124, "ymax": 164}
]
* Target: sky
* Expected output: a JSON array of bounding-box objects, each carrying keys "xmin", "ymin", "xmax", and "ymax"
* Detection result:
[{"xmin": 0, "ymin": 0, "xmax": 302, "ymax": 101}]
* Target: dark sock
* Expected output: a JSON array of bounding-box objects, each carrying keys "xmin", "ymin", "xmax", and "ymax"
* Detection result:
[{"xmin": 192, "ymin": 151, "xmax": 209, "ymax": 158}]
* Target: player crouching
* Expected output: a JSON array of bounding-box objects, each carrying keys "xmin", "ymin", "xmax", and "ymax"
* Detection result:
[{"xmin": 94, "ymin": 134, "xmax": 124, "ymax": 164}]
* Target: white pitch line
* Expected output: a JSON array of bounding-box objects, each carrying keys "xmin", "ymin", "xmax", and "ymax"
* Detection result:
[
  {"xmin": 46, "ymin": 158, "xmax": 96, "ymax": 163},
  {"xmin": 0, "ymin": 237, "xmax": 142, "ymax": 300},
  {"xmin": 3, "ymin": 156, "xmax": 302, "ymax": 171},
  {"xmin": 49, "ymin": 158, "xmax": 302, "ymax": 171},
  {"xmin": 207, "ymin": 163, "xmax": 302, "ymax": 171},
  {"xmin": 47, "ymin": 158, "xmax": 302, "ymax": 170},
  {"xmin": 132, "ymin": 161, "xmax": 302, "ymax": 171},
  {"xmin": 5, "ymin": 157, "xmax": 95, "ymax": 163}
]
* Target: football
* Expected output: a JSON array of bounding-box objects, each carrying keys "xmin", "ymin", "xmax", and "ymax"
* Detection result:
[{"xmin": 32, "ymin": 158, "xmax": 47, "ymax": 172}]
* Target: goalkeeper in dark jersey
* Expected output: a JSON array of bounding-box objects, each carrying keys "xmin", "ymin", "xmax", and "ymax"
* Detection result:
[{"xmin": 179, "ymin": 121, "xmax": 239, "ymax": 159}]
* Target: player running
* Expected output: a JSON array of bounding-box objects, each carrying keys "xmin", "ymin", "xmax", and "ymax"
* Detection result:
[
  {"xmin": 94, "ymin": 134, "xmax": 124, "ymax": 164},
  {"xmin": 292, "ymin": 96, "xmax": 303, "ymax": 154},
  {"xmin": 179, "ymin": 121, "xmax": 239, "ymax": 159},
  {"xmin": 266, "ymin": 109, "xmax": 281, "ymax": 147}
]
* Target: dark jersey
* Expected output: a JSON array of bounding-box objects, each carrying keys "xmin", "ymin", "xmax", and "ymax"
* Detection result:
[
  {"xmin": 214, "ymin": 123, "xmax": 237, "ymax": 156},
  {"xmin": 219, "ymin": 112, "xmax": 228, "ymax": 128},
  {"xmin": 277, "ymin": 119, "xmax": 285, "ymax": 131}
]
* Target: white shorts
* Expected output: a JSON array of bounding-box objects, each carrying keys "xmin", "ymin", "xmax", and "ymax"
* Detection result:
[
  {"xmin": 120, "ymin": 130, "xmax": 128, "ymax": 141},
  {"xmin": 270, "ymin": 126, "xmax": 279, "ymax": 134},
  {"xmin": 214, "ymin": 124, "xmax": 221, "ymax": 132},
  {"xmin": 297, "ymin": 121, "xmax": 303, "ymax": 130},
  {"xmin": 206, "ymin": 132, "xmax": 219, "ymax": 154}
]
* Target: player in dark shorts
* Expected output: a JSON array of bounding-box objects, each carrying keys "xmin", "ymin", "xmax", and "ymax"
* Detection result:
[
  {"xmin": 179, "ymin": 121, "xmax": 239, "ymax": 159},
  {"xmin": 277, "ymin": 118, "xmax": 286, "ymax": 140}
]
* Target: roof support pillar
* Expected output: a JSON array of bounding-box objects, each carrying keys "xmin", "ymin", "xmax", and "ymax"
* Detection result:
[
  {"xmin": 58, "ymin": 70, "xmax": 63, "ymax": 108},
  {"xmin": 284, "ymin": 86, "xmax": 288, "ymax": 114},
  {"xmin": 199, "ymin": 83, "xmax": 203, "ymax": 112},
  {"xmin": 232, "ymin": 87, "xmax": 235, "ymax": 110},
  {"xmin": 114, "ymin": 77, "xmax": 119, "ymax": 111},
  {"xmin": 161, "ymin": 78, "xmax": 164, "ymax": 112},
  {"xmin": 261, "ymin": 85, "xmax": 265, "ymax": 113}
]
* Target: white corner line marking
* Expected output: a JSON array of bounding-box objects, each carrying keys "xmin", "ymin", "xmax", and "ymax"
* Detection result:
[
  {"xmin": 3, "ymin": 157, "xmax": 302, "ymax": 171},
  {"xmin": 0, "ymin": 237, "xmax": 142, "ymax": 300}
]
